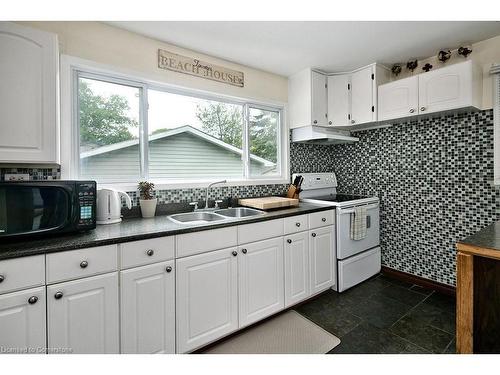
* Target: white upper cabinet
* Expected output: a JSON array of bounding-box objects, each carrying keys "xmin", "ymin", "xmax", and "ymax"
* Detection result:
[
  {"xmin": 0, "ymin": 22, "xmax": 59, "ymax": 164},
  {"xmin": 327, "ymin": 74, "xmax": 350, "ymax": 127},
  {"xmin": 418, "ymin": 60, "xmax": 481, "ymax": 115},
  {"xmin": 350, "ymin": 66, "xmax": 375, "ymax": 125},
  {"xmin": 378, "ymin": 76, "xmax": 419, "ymax": 121},
  {"xmin": 311, "ymin": 71, "xmax": 328, "ymax": 126}
]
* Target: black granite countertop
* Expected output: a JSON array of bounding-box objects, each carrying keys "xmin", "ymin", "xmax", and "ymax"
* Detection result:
[
  {"xmin": 0, "ymin": 203, "xmax": 333, "ymax": 261},
  {"xmin": 458, "ymin": 221, "xmax": 500, "ymax": 258}
]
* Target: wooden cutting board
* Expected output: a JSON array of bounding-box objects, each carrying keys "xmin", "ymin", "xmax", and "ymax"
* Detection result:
[{"xmin": 238, "ymin": 196, "xmax": 299, "ymax": 210}]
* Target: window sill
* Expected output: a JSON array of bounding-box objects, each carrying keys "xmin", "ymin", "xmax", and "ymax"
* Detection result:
[{"xmin": 97, "ymin": 178, "xmax": 290, "ymax": 192}]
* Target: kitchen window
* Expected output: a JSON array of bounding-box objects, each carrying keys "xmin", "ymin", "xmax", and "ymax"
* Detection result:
[{"xmin": 72, "ymin": 68, "xmax": 286, "ymax": 186}]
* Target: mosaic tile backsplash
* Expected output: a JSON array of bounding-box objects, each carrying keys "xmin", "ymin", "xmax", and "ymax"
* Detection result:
[
  {"xmin": 291, "ymin": 110, "xmax": 499, "ymax": 286},
  {"xmin": 0, "ymin": 166, "xmax": 61, "ymax": 181}
]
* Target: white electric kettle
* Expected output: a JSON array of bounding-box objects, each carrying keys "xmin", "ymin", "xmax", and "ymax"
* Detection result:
[{"xmin": 96, "ymin": 188, "xmax": 132, "ymax": 224}]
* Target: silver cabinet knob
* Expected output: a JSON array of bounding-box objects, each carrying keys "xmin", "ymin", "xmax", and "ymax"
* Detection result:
[
  {"xmin": 287, "ymin": 239, "xmax": 292, "ymax": 244},
  {"xmin": 232, "ymin": 251, "xmax": 238, "ymax": 257},
  {"xmin": 295, "ymin": 222, "xmax": 301, "ymax": 227},
  {"xmin": 328, "ymin": 121, "xmax": 332, "ymax": 125},
  {"xmin": 351, "ymin": 120, "xmax": 356, "ymax": 124},
  {"xmin": 146, "ymin": 249, "xmax": 154, "ymax": 256},
  {"xmin": 54, "ymin": 291, "xmax": 63, "ymax": 300},
  {"xmin": 313, "ymin": 120, "xmax": 318, "ymax": 124},
  {"xmin": 321, "ymin": 217, "xmax": 327, "ymax": 222},
  {"xmin": 241, "ymin": 249, "xmax": 247, "ymax": 254},
  {"xmin": 420, "ymin": 106, "xmax": 426, "ymax": 111},
  {"xmin": 0, "ymin": 275, "xmax": 4, "ymax": 283},
  {"xmin": 28, "ymin": 296, "xmax": 38, "ymax": 304},
  {"xmin": 80, "ymin": 260, "xmax": 88, "ymax": 268},
  {"xmin": 409, "ymin": 108, "xmax": 415, "ymax": 113},
  {"xmin": 166, "ymin": 266, "xmax": 172, "ymax": 273},
  {"xmin": 311, "ymin": 233, "xmax": 317, "ymax": 237}
]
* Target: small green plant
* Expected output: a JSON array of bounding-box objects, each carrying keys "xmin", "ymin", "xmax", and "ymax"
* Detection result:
[{"xmin": 138, "ymin": 181, "xmax": 155, "ymax": 200}]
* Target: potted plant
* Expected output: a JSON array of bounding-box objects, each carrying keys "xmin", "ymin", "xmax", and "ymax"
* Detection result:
[{"xmin": 138, "ymin": 181, "xmax": 157, "ymax": 218}]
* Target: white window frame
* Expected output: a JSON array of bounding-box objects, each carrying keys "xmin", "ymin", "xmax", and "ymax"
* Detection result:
[{"xmin": 60, "ymin": 55, "xmax": 289, "ymax": 190}]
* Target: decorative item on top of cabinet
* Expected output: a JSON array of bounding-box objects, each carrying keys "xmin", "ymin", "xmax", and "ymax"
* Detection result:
[
  {"xmin": 458, "ymin": 45, "xmax": 473, "ymax": 58},
  {"xmin": 0, "ymin": 22, "xmax": 59, "ymax": 164},
  {"xmin": 406, "ymin": 60, "xmax": 418, "ymax": 72},
  {"xmin": 422, "ymin": 63, "xmax": 433, "ymax": 72},
  {"xmin": 391, "ymin": 64, "xmax": 402, "ymax": 76},
  {"xmin": 438, "ymin": 49, "xmax": 452, "ymax": 63}
]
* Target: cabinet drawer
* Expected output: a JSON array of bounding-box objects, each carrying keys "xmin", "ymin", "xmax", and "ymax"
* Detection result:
[
  {"xmin": 309, "ymin": 210, "xmax": 335, "ymax": 229},
  {"xmin": 46, "ymin": 245, "xmax": 118, "ymax": 284},
  {"xmin": 120, "ymin": 237, "xmax": 175, "ymax": 269},
  {"xmin": 176, "ymin": 227, "xmax": 237, "ymax": 258},
  {"xmin": 238, "ymin": 218, "xmax": 284, "ymax": 244},
  {"xmin": 0, "ymin": 255, "xmax": 45, "ymax": 295},
  {"xmin": 284, "ymin": 214, "xmax": 308, "ymax": 235}
]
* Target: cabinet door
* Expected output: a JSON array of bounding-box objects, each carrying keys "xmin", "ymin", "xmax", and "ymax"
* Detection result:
[
  {"xmin": 0, "ymin": 287, "xmax": 46, "ymax": 353},
  {"xmin": 0, "ymin": 22, "xmax": 58, "ymax": 163},
  {"xmin": 351, "ymin": 66, "xmax": 375, "ymax": 125},
  {"xmin": 284, "ymin": 232, "xmax": 310, "ymax": 308},
  {"xmin": 309, "ymin": 226, "xmax": 336, "ymax": 294},
  {"xmin": 121, "ymin": 261, "xmax": 175, "ymax": 354},
  {"xmin": 327, "ymin": 74, "xmax": 351, "ymax": 127},
  {"xmin": 418, "ymin": 61, "xmax": 473, "ymax": 114},
  {"xmin": 378, "ymin": 76, "xmax": 419, "ymax": 121},
  {"xmin": 238, "ymin": 238, "xmax": 284, "ymax": 327},
  {"xmin": 176, "ymin": 248, "xmax": 238, "ymax": 353},
  {"xmin": 311, "ymin": 71, "xmax": 328, "ymax": 126},
  {"xmin": 47, "ymin": 272, "xmax": 119, "ymax": 354}
]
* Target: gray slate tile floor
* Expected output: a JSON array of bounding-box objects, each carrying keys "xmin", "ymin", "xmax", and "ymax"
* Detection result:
[{"xmin": 294, "ymin": 273, "xmax": 456, "ymax": 354}]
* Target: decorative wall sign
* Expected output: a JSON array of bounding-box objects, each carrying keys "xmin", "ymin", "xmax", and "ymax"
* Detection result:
[
  {"xmin": 158, "ymin": 49, "xmax": 244, "ymax": 87},
  {"xmin": 406, "ymin": 60, "xmax": 418, "ymax": 72},
  {"xmin": 438, "ymin": 50, "xmax": 451, "ymax": 63},
  {"xmin": 422, "ymin": 63, "xmax": 433, "ymax": 72}
]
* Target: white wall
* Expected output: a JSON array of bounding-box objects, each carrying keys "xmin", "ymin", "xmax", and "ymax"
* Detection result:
[
  {"xmin": 19, "ymin": 21, "xmax": 288, "ymax": 104},
  {"xmin": 393, "ymin": 34, "xmax": 500, "ymax": 110}
]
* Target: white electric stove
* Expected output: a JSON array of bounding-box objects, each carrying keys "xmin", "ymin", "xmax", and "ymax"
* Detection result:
[{"xmin": 293, "ymin": 172, "xmax": 381, "ymax": 292}]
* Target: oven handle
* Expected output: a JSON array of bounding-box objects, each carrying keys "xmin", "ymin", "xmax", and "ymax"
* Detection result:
[{"xmin": 337, "ymin": 203, "xmax": 379, "ymax": 215}]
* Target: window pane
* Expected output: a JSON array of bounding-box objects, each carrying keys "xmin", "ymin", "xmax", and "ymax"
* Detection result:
[
  {"xmin": 148, "ymin": 89, "xmax": 244, "ymax": 180},
  {"xmin": 248, "ymin": 107, "xmax": 280, "ymax": 177},
  {"xmin": 78, "ymin": 77, "xmax": 141, "ymax": 182}
]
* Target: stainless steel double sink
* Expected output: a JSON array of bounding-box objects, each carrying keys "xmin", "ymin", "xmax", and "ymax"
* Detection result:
[{"xmin": 168, "ymin": 207, "xmax": 264, "ymax": 225}]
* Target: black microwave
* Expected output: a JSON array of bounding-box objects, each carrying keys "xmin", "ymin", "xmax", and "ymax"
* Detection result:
[{"xmin": 0, "ymin": 180, "xmax": 96, "ymax": 240}]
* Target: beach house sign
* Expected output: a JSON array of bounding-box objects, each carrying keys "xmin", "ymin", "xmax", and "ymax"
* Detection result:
[{"xmin": 158, "ymin": 49, "xmax": 244, "ymax": 87}]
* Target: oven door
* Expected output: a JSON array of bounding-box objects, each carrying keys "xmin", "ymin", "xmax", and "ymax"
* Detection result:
[
  {"xmin": 0, "ymin": 184, "xmax": 72, "ymax": 239},
  {"xmin": 336, "ymin": 202, "xmax": 380, "ymax": 260}
]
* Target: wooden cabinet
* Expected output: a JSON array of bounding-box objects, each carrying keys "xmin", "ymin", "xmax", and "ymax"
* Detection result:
[
  {"xmin": 327, "ymin": 74, "xmax": 350, "ymax": 127},
  {"xmin": 309, "ymin": 226, "xmax": 336, "ymax": 294},
  {"xmin": 378, "ymin": 76, "xmax": 419, "ymax": 121},
  {"xmin": 284, "ymin": 232, "xmax": 310, "ymax": 307},
  {"xmin": 238, "ymin": 238, "xmax": 284, "ymax": 327},
  {"xmin": 120, "ymin": 261, "xmax": 175, "ymax": 354},
  {"xmin": 176, "ymin": 248, "xmax": 238, "ymax": 353},
  {"xmin": 0, "ymin": 22, "xmax": 59, "ymax": 163},
  {"xmin": 418, "ymin": 60, "xmax": 481, "ymax": 115},
  {"xmin": 47, "ymin": 272, "xmax": 119, "ymax": 354},
  {"xmin": 0, "ymin": 287, "xmax": 46, "ymax": 353}
]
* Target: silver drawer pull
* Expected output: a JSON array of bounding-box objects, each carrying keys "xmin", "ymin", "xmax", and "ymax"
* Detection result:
[
  {"xmin": 80, "ymin": 260, "xmax": 88, "ymax": 268},
  {"xmin": 0, "ymin": 275, "xmax": 4, "ymax": 283},
  {"xmin": 295, "ymin": 222, "xmax": 301, "ymax": 227},
  {"xmin": 321, "ymin": 217, "xmax": 327, "ymax": 222},
  {"xmin": 146, "ymin": 249, "xmax": 154, "ymax": 256},
  {"xmin": 311, "ymin": 233, "xmax": 316, "ymax": 237},
  {"xmin": 28, "ymin": 296, "xmax": 38, "ymax": 304},
  {"xmin": 166, "ymin": 266, "xmax": 172, "ymax": 273},
  {"xmin": 54, "ymin": 291, "xmax": 63, "ymax": 300},
  {"xmin": 287, "ymin": 239, "xmax": 292, "ymax": 244}
]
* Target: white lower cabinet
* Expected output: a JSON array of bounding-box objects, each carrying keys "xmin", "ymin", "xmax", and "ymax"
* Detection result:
[
  {"xmin": 0, "ymin": 286, "xmax": 46, "ymax": 353},
  {"xmin": 238, "ymin": 238, "xmax": 284, "ymax": 327},
  {"xmin": 47, "ymin": 272, "xmax": 119, "ymax": 354},
  {"xmin": 284, "ymin": 232, "xmax": 310, "ymax": 307},
  {"xmin": 309, "ymin": 226, "xmax": 336, "ymax": 294},
  {"xmin": 176, "ymin": 248, "xmax": 238, "ymax": 353},
  {"xmin": 120, "ymin": 261, "xmax": 175, "ymax": 354}
]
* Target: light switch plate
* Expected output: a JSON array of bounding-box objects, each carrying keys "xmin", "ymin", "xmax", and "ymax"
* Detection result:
[{"xmin": 4, "ymin": 173, "xmax": 30, "ymax": 181}]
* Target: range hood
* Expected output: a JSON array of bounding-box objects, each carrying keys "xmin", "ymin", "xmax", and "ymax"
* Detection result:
[{"xmin": 292, "ymin": 126, "xmax": 359, "ymax": 144}]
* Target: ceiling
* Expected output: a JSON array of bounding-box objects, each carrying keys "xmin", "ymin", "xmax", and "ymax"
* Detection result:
[{"xmin": 109, "ymin": 21, "xmax": 500, "ymax": 77}]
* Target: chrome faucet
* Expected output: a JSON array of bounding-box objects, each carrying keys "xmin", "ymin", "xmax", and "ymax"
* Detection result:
[{"xmin": 205, "ymin": 180, "xmax": 226, "ymax": 210}]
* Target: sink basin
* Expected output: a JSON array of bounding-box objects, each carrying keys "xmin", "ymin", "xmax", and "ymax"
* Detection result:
[
  {"xmin": 215, "ymin": 207, "xmax": 265, "ymax": 218},
  {"xmin": 169, "ymin": 212, "xmax": 226, "ymax": 224}
]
